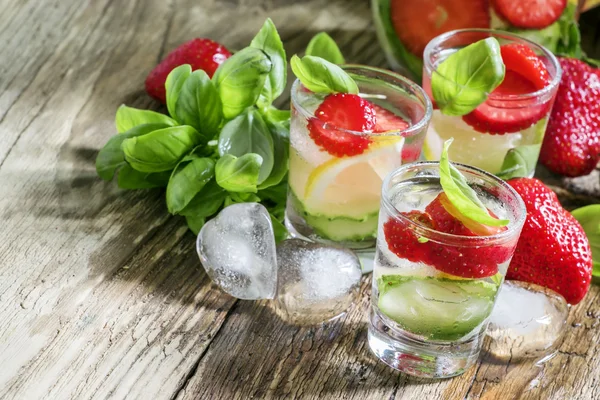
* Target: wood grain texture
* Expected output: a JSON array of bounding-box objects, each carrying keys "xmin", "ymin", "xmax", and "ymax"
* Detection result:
[{"xmin": 0, "ymin": 0, "xmax": 599, "ymax": 399}]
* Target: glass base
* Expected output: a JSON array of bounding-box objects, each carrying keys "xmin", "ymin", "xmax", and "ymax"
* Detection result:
[
  {"xmin": 368, "ymin": 308, "xmax": 482, "ymax": 378},
  {"xmin": 284, "ymin": 208, "xmax": 376, "ymax": 251}
]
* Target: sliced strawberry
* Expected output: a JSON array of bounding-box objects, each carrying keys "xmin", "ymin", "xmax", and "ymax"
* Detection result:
[
  {"xmin": 373, "ymin": 105, "xmax": 409, "ymax": 133},
  {"xmin": 390, "ymin": 0, "xmax": 490, "ymax": 57},
  {"xmin": 401, "ymin": 144, "xmax": 422, "ymax": 163},
  {"xmin": 492, "ymin": 0, "xmax": 566, "ymax": 29},
  {"xmin": 308, "ymin": 94, "xmax": 376, "ymax": 157},
  {"xmin": 145, "ymin": 38, "xmax": 231, "ymax": 103},
  {"xmin": 462, "ymin": 44, "xmax": 551, "ymax": 135},
  {"xmin": 383, "ymin": 211, "xmax": 433, "ymax": 264},
  {"xmin": 424, "ymin": 193, "xmax": 511, "ymax": 278}
]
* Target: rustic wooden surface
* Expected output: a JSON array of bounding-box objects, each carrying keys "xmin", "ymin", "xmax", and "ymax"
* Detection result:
[{"xmin": 0, "ymin": 0, "xmax": 599, "ymax": 399}]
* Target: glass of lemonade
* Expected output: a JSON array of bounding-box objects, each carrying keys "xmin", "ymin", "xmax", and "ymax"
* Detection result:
[
  {"xmin": 422, "ymin": 29, "xmax": 561, "ymax": 176},
  {"xmin": 368, "ymin": 161, "xmax": 526, "ymax": 378},
  {"xmin": 286, "ymin": 66, "xmax": 432, "ymax": 250}
]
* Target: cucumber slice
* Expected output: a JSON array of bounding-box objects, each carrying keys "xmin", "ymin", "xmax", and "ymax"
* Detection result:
[{"xmin": 377, "ymin": 276, "xmax": 498, "ymax": 341}]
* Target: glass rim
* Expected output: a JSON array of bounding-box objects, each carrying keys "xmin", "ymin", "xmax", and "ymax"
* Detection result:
[
  {"xmin": 381, "ymin": 161, "xmax": 527, "ymax": 246},
  {"xmin": 291, "ymin": 64, "xmax": 433, "ymax": 138},
  {"xmin": 423, "ymin": 28, "xmax": 562, "ymax": 102}
]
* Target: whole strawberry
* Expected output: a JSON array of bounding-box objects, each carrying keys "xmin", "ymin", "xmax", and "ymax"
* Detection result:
[
  {"xmin": 539, "ymin": 58, "xmax": 600, "ymax": 177},
  {"xmin": 145, "ymin": 38, "xmax": 231, "ymax": 103},
  {"xmin": 506, "ymin": 178, "xmax": 592, "ymax": 304}
]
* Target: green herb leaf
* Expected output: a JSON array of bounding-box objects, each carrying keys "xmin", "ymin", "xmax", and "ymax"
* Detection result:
[
  {"xmin": 250, "ymin": 18, "xmax": 287, "ymax": 109},
  {"xmin": 185, "ymin": 214, "xmax": 206, "ymax": 235},
  {"xmin": 431, "ymin": 38, "xmax": 505, "ymax": 116},
  {"xmin": 258, "ymin": 180, "xmax": 288, "ymax": 205},
  {"xmin": 496, "ymin": 144, "xmax": 541, "ymax": 180},
  {"xmin": 228, "ymin": 192, "xmax": 261, "ymax": 204},
  {"xmin": 270, "ymin": 213, "xmax": 288, "ymax": 242},
  {"xmin": 215, "ymin": 153, "xmax": 262, "ymax": 193},
  {"xmin": 258, "ymin": 116, "xmax": 289, "ymax": 189},
  {"xmin": 115, "ymin": 105, "xmax": 177, "ymax": 133},
  {"xmin": 265, "ymin": 107, "xmax": 291, "ymax": 128},
  {"xmin": 166, "ymin": 157, "xmax": 215, "ymax": 214},
  {"xmin": 122, "ymin": 125, "xmax": 202, "ymax": 172},
  {"xmin": 180, "ymin": 178, "xmax": 227, "ymax": 218},
  {"xmin": 165, "ymin": 65, "xmax": 192, "ymax": 119},
  {"xmin": 218, "ymin": 109, "xmax": 274, "ymax": 184},
  {"xmin": 214, "ymin": 47, "xmax": 272, "ymax": 119},
  {"xmin": 571, "ymin": 205, "xmax": 600, "ymax": 278},
  {"xmin": 440, "ymin": 139, "xmax": 509, "ymax": 227},
  {"xmin": 174, "ymin": 70, "xmax": 222, "ymax": 141},
  {"xmin": 96, "ymin": 123, "xmax": 169, "ymax": 181},
  {"xmin": 305, "ymin": 32, "xmax": 345, "ymax": 64},
  {"xmin": 290, "ymin": 55, "xmax": 358, "ymax": 94},
  {"xmin": 117, "ymin": 164, "xmax": 171, "ymax": 189}
]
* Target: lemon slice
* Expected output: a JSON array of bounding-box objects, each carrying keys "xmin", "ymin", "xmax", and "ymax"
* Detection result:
[{"xmin": 304, "ymin": 137, "xmax": 405, "ymax": 202}]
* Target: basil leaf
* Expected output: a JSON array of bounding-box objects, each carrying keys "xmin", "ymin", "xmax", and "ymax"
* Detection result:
[
  {"xmin": 431, "ymin": 38, "xmax": 505, "ymax": 116},
  {"xmin": 186, "ymin": 215, "xmax": 206, "ymax": 235},
  {"xmin": 258, "ymin": 180, "xmax": 288, "ymax": 205},
  {"xmin": 175, "ymin": 70, "xmax": 222, "ymax": 141},
  {"xmin": 166, "ymin": 157, "xmax": 215, "ymax": 214},
  {"xmin": 258, "ymin": 117, "xmax": 289, "ymax": 189},
  {"xmin": 215, "ymin": 153, "xmax": 262, "ymax": 193},
  {"xmin": 180, "ymin": 178, "xmax": 226, "ymax": 218},
  {"xmin": 265, "ymin": 107, "xmax": 290, "ymax": 127},
  {"xmin": 115, "ymin": 105, "xmax": 177, "ymax": 133},
  {"xmin": 165, "ymin": 64, "xmax": 192, "ymax": 119},
  {"xmin": 96, "ymin": 123, "xmax": 169, "ymax": 181},
  {"xmin": 440, "ymin": 139, "xmax": 509, "ymax": 227},
  {"xmin": 122, "ymin": 125, "xmax": 202, "ymax": 172},
  {"xmin": 496, "ymin": 144, "xmax": 541, "ymax": 180},
  {"xmin": 270, "ymin": 213, "xmax": 288, "ymax": 242},
  {"xmin": 305, "ymin": 32, "xmax": 345, "ymax": 64},
  {"xmin": 571, "ymin": 205, "xmax": 600, "ymax": 278},
  {"xmin": 214, "ymin": 47, "xmax": 272, "ymax": 119},
  {"xmin": 556, "ymin": 3, "xmax": 582, "ymax": 58},
  {"xmin": 228, "ymin": 192, "xmax": 261, "ymax": 204},
  {"xmin": 449, "ymin": 164, "xmax": 486, "ymax": 210},
  {"xmin": 117, "ymin": 164, "xmax": 171, "ymax": 189},
  {"xmin": 250, "ymin": 18, "xmax": 287, "ymax": 109},
  {"xmin": 290, "ymin": 55, "xmax": 358, "ymax": 94},
  {"xmin": 218, "ymin": 109, "xmax": 274, "ymax": 184}
]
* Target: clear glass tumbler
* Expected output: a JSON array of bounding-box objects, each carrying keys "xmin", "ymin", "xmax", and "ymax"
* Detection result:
[
  {"xmin": 368, "ymin": 161, "xmax": 526, "ymax": 378},
  {"xmin": 421, "ymin": 29, "xmax": 561, "ymax": 176},
  {"xmin": 286, "ymin": 66, "xmax": 432, "ymax": 250}
]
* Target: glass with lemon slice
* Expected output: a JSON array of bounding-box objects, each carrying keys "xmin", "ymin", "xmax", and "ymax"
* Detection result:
[{"xmin": 286, "ymin": 66, "xmax": 432, "ymax": 250}]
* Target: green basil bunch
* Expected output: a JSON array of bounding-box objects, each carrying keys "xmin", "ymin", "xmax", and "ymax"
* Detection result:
[{"xmin": 96, "ymin": 18, "xmax": 291, "ymax": 237}]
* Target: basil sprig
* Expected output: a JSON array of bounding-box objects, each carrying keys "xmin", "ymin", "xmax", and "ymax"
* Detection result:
[
  {"xmin": 95, "ymin": 19, "xmax": 347, "ymax": 236},
  {"xmin": 290, "ymin": 55, "xmax": 358, "ymax": 94},
  {"xmin": 439, "ymin": 139, "xmax": 509, "ymax": 227},
  {"xmin": 306, "ymin": 32, "xmax": 345, "ymax": 64},
  {"xmin": 431, "ymin": 38, "xmax": 505, "ymax": 116}
]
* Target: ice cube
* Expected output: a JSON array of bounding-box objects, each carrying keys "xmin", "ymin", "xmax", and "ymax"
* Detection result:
[
  {"xmin": 274, "ymin": 239, "xmax": 362, "ymax": 325},
  {"xmin": 196, "ymin": 203, "xmax": 277, "ymax": 300},
  {"xmin": 486, "ymin": 280, "xmax": 569, "ymax": 362}
]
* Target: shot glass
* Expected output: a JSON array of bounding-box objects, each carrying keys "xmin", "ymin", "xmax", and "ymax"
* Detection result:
[
  {"xmin": 422, "ymin": 29, "xmax": 561, "ymax": 176},
  {"xmin": 368, "ymin": 162, "xmax": 526, "ymax": 378},
  {"xmin": 286, "ymin": 66, "xmax": 432, "ymax": 250}
]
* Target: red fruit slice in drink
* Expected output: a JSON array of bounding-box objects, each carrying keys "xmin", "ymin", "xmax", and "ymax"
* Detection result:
[
  {"xmin": 462, "ymin": 44, "xmax": 551, "ymax": 135},
  {"xmin": 492, "ymin": 0, "xmax": 567, "ymax": 29}
]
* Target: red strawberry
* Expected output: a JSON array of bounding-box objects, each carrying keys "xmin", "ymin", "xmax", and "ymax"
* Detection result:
[
  {"xmin": 373, "ymin": 105, "xmax": 409, "ymax": 133},
  {"xmin": 390, "ymin": 0, "xmax": 490, "ymax": 57},
  {"xmin": 492, "ymin": 0, "xmax": 566, "ymax": 29},
  {"xmin": 506, "ymin": 178, "xmax": 592, "ymax": 304},
  {"xmin": 539, "ymin": 58, "xmax": 600, "ymax": 177},
  {"xmin": 145, "ymin": 38, "xmax": 231, "ymax": 103},
  {"xmin": 462, "ymin": 44, "xmax": 551, "ymax": 135},
  {"xmin": 424, "ymin": 193, "xmax": 512, "ymax": 278},
  {"xmin": 308, "ymin": 93, "xmax": 376, "ymax": 157},
  {"xmin": 383, "ymin": 211, "xmax": 433, "ymax": 264}
]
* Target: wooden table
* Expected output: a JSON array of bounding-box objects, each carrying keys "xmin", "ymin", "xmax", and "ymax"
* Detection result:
[{"xmin": 1, "ymin": 1, "xmax": 599, "ymax": 398}]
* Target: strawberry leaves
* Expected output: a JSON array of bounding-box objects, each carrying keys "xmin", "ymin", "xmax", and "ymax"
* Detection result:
[
  {"xmin": 571, "ymin": 205, "xmax": 600, "ymax": 278},
  {"xmin": 439, "ymin": 139, "xmax": 509, "ymax": 227}
]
